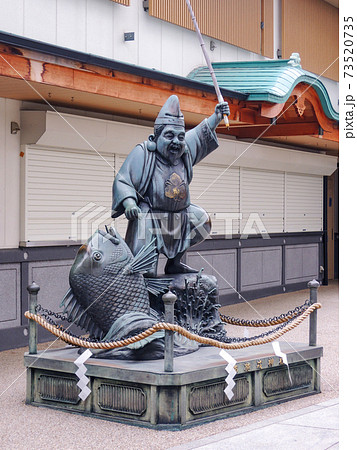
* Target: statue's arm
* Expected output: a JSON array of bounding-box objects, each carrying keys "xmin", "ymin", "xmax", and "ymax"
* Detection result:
[
  {"xmin": 186, "ymin": 102, "xmax": 230, "ymax": 166},
  {"xmin": 111, "ymin": 145, "xmax": 145, "ymax": 219}
]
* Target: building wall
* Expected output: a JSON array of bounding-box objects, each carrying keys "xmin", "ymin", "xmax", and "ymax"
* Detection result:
[
  {"xmin": 149, "ymin": 0, "xmax": 274, "ymax": 57},
  {"xmin": 282, "ymin": 0, "xmax": 338, "ymax": 81},
  {"xmin": 0, "ymin": 0, "xmax": 266, "ymax": 78},
  {"xmin": 0, "ymin": 98, "xmax": 21, "ymax": 249}
]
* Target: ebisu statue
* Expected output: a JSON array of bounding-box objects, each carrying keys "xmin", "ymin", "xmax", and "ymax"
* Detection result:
[
  {"xmin": 60, "ymin": 96, "xmax": 229, "ymax": 359},
  {"xmin": 111, "ymin": 95, "xmax": 230, "ymax": 275}
]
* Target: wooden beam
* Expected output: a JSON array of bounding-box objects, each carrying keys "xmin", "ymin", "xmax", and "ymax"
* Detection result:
[
  {"xmin": 260, "ymin": 102, "xmax": 285, "ymax": 119},
  {"xmin": 0, "ymin": 48, "xmax": 338, "ymax": 144},
  {"xmin": 219, "ymin": 122, "xmax": 320, "ymax": 139},
  {"xmin": 290, "ymin": 84, "xmax": 338, "ymax": 137},
  {"xmin": 0, "ymin": 50, "xmax": 222, "ymax": 118}
]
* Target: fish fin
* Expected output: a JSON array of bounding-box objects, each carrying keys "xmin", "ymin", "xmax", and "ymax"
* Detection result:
[
  {"xmin": 60, "ymin": 288, "xmax": 74, "ymax": 309},
  {"xmin": 127, "ymin": 239, "xmax": 158, "ymax": 274},
  {"xmin": 126, "ymin": 331, "xmax": 165, "ymax": 349},
  {"xmin": 59, "ymin": 287, "xmax": 101, "ymax": 337},
  {"xmin": 104, "ymin": 312, "xmax": 164, "ymax": 347},
  {"xmin": 144, "ymin": 277, "xmax": 172, "ymax": 296}
]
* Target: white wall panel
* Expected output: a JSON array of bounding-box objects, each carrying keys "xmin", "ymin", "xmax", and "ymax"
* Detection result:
[
  {"xmin": 181, "ymin": 27, "xmax": 206, "ymax": 76},
  {"xmin": 0, "ymin": 0, "xmax": 24, "ymax": 36},
  {"xmin": 86, "ymin": 0, "xmax": 114, "ymax": 59},
  {"xmin": 113, "ymin": 0, "xmax": 139, "ymax": 65},
  {"xmin": 137, "ymin": 3, "xmax": 162, "ymax": 71},
  {"xmin": 161, "ymin": 21, "xmax": 184, "ymax": 75},
  {"xmin": 240, "ymin": 168, "xmax": 284, "ymax": 234},
  {"xmin": 285, "ymin": 173, "xmax": 323, "ymax": 232},
  {"xmin": 24, "ymin": 0, "xmax": 57, "ymax": 44},
  {"xmin": 57, "ymin": 0, "xmax": 87, "ymax": 52},
  {"xmin": 0, "ymin": 99, "xmax": 21, "ymax": 249},
  {"xmin": 189, "ymin": 164, "xmax": 240, "ymax": 236}
]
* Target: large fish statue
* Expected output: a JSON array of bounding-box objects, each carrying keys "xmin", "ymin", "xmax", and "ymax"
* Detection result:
[{"xmin": 60, "ymin": 227, "xmax": 171, "ymax": 352}]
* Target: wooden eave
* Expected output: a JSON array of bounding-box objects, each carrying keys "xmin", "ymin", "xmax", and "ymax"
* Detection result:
[{"xmin": 0, "ymin": 41, "xmax": 338, "ymax": 155}]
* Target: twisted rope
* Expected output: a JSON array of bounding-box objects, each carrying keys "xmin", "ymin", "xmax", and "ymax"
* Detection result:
[{"xmin": 24, "ymin": 302, "xmax": 321, "ymax": 350}]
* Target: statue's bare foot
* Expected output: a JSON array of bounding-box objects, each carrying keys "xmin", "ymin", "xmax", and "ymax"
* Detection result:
[{"xmin": 164, "ymin": 261, "xmax": 198, "ymax": 274}]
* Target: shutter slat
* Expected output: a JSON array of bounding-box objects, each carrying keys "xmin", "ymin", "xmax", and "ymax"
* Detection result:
[
  {"xmin": 25, "ymin": 146, "xmax": 118, "ymax": 243},
  {"xmin": 285, "ymin": 173, "xmax": 323, "ymax": 232},
  {"xmin": 241, "ymin": 168, "xmax": 284, "ymax": 233},
  {"xmin": 190, "ymin": 164, "xmax": 240, "ymax": 235}
]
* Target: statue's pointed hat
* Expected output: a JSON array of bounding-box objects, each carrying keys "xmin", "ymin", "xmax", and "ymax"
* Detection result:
[{"xmin": 154, "ymin": 95, "xmax": 185, "ymax": 127}]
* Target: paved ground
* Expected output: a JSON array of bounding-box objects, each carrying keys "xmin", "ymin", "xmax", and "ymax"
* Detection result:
[
  {"xmin": 170, "ymin": 398, "xmax": 339, "ymax": 450},
  {"xmin": 0, "ymin": 281, "xmax": 339, "ymax": 449}
]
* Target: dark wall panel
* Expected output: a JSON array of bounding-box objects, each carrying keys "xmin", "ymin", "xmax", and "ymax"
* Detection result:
[
  {"xmin": 0, "ymin": 264, "xmax": 20, "ymax": 329},
  {"xmin": 241, "ymin": 246, "xmax": 282, "ymax": 291},
  {"xmin": 285, "ymin": 244, "xmax": 319, "ymax": 284},
  {"xmin": 28, "ymin": 260, "xmax": 72, "ymax": 312},
  {"xmin": 186, "ymin": 249, "xmax": 237, "ymax": 293}
]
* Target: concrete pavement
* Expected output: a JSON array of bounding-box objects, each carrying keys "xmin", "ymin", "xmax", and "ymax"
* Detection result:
[{"xmin": 170, "ymin": 398, "xmax": 339, "ymax": 450}]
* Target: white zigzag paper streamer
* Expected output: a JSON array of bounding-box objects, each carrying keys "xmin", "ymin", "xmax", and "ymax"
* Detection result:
[
  {"xmin": 219, "ymin": 349, "xmax": 237, "ymax": 400},
  {"xmin": 272, "ymin": 341, "xmax": 292, "ymax": 384},
  {"xmin": 74, "ymin": 349, "xmax": 93, "ymax": 401}
]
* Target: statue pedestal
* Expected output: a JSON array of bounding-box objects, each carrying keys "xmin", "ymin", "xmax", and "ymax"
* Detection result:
[{"xmin": 24, "ymin": 342, "xmax": 322, "ymax": 430}]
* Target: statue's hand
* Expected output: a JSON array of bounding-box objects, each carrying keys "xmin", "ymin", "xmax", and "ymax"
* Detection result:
[
  {"xmin": 123, "ymin": 198, "xmax": 141, "ymax": 220},
  {"xmin": 215, "ymin": 102, "xmax": 230, "ymax": 121},
  {"xmin": 125, "ymin": 205, "xmax": 141, "ymax": 220}
]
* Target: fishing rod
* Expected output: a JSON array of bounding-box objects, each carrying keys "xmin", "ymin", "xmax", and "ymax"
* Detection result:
[{"xmin": 185, "ymin": 0, "xmax": 230, "ymax": 128}]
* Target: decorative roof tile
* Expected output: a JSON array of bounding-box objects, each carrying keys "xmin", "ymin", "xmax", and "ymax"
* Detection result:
[{"xmin": 188, "ymin": 53, "xmax": 338, "ymax": 122}]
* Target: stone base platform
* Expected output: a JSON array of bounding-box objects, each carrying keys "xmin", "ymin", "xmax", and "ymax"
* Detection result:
[{"xmin": 24, "ymin": 343, "xmax": 322, "ymax": 430}]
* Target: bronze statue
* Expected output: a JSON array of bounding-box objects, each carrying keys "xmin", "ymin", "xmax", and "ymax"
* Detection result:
[
  {"xmin": 112, "ymin": 95, "xmax": 230, "ymax": 275},
  {"xmin": 58, "ymin": 96, "xmax": 230, "ymax": 359}
]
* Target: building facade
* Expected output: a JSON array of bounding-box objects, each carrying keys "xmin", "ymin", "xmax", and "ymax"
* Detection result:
[{"xmin": 0, "ymin": 0, "xmax": 338, "ymax": 350}]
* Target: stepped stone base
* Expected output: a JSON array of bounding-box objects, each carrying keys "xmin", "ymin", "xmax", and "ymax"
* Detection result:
[{"xmin": 24, "ymin": 342, "xmax": 322, "ymax": 430}]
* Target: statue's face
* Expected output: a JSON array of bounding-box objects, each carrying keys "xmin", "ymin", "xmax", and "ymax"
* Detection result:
[{"xmin": 156, "ymin": 125, "xmax": 186, "ymax": 163}]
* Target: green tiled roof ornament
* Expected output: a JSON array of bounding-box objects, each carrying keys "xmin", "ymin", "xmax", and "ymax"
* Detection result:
[
  {"xmin": 288, "ymin": 52, "xmax": 301, "ymax": 68},
  {"xmin": 188, "ymin": 51, "xmax": 338, "ymax": 122}
]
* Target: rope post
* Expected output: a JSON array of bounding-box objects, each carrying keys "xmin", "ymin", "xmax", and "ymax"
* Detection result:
[
  {"xmin": 308, "ymin": 279, "xmax": 319, "ymax": 346},
  {"xmin": 162, "ymin": 290, "xmax": 177, "ymax": 372},
  {"xmin": 27, "ymin": 282, "xmax": 40, "ymax": 354}
]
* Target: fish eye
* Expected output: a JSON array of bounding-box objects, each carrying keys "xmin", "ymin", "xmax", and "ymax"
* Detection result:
[{"xmin": 92, "ymin": 251, "xmax": 102, "ymax": 261}]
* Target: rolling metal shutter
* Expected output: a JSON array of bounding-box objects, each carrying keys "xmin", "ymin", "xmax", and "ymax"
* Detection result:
[
  {"xmin": 22, "ymin": 146, "xmax": 118, "ymax": 244},
  {"xmin": 22, "ymin": 146, "xmax": 324, "ymax": 245},
  {"xmin": 285, "ymin": 173, "xmax": 323, "ymax": 232},
  {"xmin": 189, "ymin": 164, "xmax": 240, "ymax": 236},
  {"xmin": 240, "ymin": 168, "xmax": 284, "ymax": 234}
]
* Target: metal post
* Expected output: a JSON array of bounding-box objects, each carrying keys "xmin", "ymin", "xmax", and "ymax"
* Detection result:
[
  {"xmin": 308, "ymin": 279, "xmax": 319, "ymax": 346},
  {"xmin": 162, "ymin": 290, "xmax": 177, "ymax": 372},
  {"xmin": 27, "ymin": 282, "xmax": 40, "ymax": 354}
]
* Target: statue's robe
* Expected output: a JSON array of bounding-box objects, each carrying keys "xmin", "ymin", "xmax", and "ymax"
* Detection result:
[{"xmin": 112, "ymin": 119, "xmax": 218, "ymax": 259}]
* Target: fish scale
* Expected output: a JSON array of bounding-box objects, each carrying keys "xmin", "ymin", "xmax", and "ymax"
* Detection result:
[{"xmin": 70, "ymin": 261, "xmax": 150, "ymax": 333}]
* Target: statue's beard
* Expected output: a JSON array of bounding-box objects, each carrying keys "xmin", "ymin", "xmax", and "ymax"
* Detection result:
[{"xmin": 165, "ymin": 143, "xmax": 185, "ymax": 163}]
